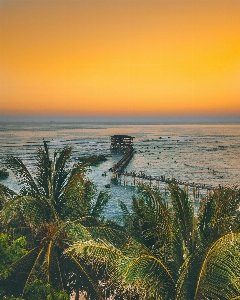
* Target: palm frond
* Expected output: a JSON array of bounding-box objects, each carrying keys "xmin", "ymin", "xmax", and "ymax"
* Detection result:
[
  {"xmin": 70, "ymin": 216, "xmax": 129, "ymax": 249},
  {"xmin": 129, "ymin": 185, "xmax": 173, "ymax": 250},
  {"xmin": 35, "ymin": 140, "xmax": 52, "ymax": 198},
  {"xmin": 68, "ymin": 236, "xmax": 175, "ymax": 299},
  {"xmin": 118, "ymin": 200, "xmax": 132, "ymax": 229},
  {"xmin": 169, "ymin": 184, "xmax": 195, "ymax": 255},
  {"xmin": 5, "ymin": 156, "xmax": 40, "ymax": 197},
  {"xmin": 194, "ymin": 232, "xmax": 240, "ymax": 300},
  {"xmin": 59, "ymin": 167, "xmax": 94, "ymax": 220},
  {"xmin": 22, "ymin": 246, "xmax": 47, "ymax": 291},
  {"xmin": 52, "ymin": 146, "xmax": 72, "ymax": 201},
  {"xmin": 0, "ymin": 183, "xmax": 16, "ymax": 206},
  {"xmin": 1, "ymin": 196, "xmax": 55, "ymax": 232},
  {"xmin": 139, "ymin": 184, "xmax": 173, "ymax": 239},
  {"xmin": 4, "ymin": 246, "xmax": 43, "ymax": 297},
  {"xmin": 45, "ymin": 242, "xmax": 65, "ymax": 291},
  {"xmin": 91, "ymin": 190, "xmax": 109, "ymax": 218},
  {"xmin": 67, "ymin": 239, "xmax": 126, "ymax": 291},
  {"xmin": 198, "ymin": 186, "xmax": 240, "ymax": 243},
  {"xmin": 57, "ymin": 221, "xmax": 93, "ymax": 245},
  {"xmin": 67, "ymin": 239, "xmax": 124, "ymax": 264},
  {"xmin": 123, "ymin": 254, "xmax": 175, "ymax": 299},
  {"xmin": 67, "ymin": 251, "xmax": 104, "ymax": 300}
]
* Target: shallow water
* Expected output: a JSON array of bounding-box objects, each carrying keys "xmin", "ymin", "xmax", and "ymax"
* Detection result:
[{"xmin": 0, "ymin": 122, "xmax": 240, "ymax": 219}]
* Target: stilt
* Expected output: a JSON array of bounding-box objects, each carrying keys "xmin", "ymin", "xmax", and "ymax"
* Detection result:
[{"xmin": 109, "ymin": 135, "xmax": 214, "ymax": 198}]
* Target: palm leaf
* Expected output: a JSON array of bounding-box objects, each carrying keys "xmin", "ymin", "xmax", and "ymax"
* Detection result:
[
  {"xmin": 4, "ymin": 246, "xmax": 43, "ymax": 297},
  {"xmin": 129, "ymin": 184, "xmax": 173, "ymax": 250},
  {"xmin": 5, "ymin": 156, "xmax": 40, "ymax": 197},
  {"xmin": 1, "ymin": 196, "xmax": 56, "ymax": 232},
  {"xmin": 124, "ymin": 254, "xmax": 175, "ymax": 299},
  {"xmin": 68, "ymin": 236, "xmax": 176, "ymax": 299},
  {"xmin": 52, "ymin": 146, "xmax": 72, "ymax": 201},
  {"xmin": 35, "ymin": 140, "xmax": 52, "ymax": 198},
  {"xmin": 66, "ymin": 251, "xmax": 104, "ymax": 300},
  {"xmin": 138, "ymin": 184, "xmax": 173, "ymax": 241},
  {"xmin": 83, "ymin": 220, "xmax": 129, "ymax": 249},
  {"xmin": 198, "ymin": 186, "xmax": 240, "ymax": 243},
  {"xmin": 176, "ymin": 233, "xmax": 240, "ymax": 299},
  {"xmin": 194, "ymin": 232, "xmax": 240, "ymax": 300},
  {"xmin": 67, "ymin": 239, "xmax": 126, "ymax": 292},
  {"xmin": 59, "ymin": 167, "xmax": 93, "ymax": 220},
  {"xmin": 118, "ymin": 200, "xmax": 132, "ymax": 229},
  {"xmin": 91, "ymin": 190, "xmax": 109, "ymax": 218},
  {"xmin": 57, "ymin": 221, "xmax": 93, "ymax": 245},
  {"xmin": 169, "ymin": 184, "xmax": 195, "ymax": 255},
  {"xmin": 0, "ymin": 183, "xmax": 16, "ymax": 207}
]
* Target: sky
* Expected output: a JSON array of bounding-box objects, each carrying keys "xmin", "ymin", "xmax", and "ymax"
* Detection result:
[{"xmin": 1, "ymin": 0, "xmax": 240, "ymax": 120}]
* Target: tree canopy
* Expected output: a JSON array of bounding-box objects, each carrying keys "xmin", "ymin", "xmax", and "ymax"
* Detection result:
[{"xmin": 0, "ymin": 141, "xmax": 239, "ymax": 299}]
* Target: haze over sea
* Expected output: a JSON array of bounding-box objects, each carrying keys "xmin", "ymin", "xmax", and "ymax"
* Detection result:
[{"xmin": 0, "ymin": 122, "xmax": 240, "ymax": 219}]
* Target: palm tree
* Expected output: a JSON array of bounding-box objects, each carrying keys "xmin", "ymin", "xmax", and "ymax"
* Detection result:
[
  {"xmin": 68, "ymin": 183, "xmax": 240, "ymax": 299},
  {"xmin": 177, "ymin": 185, "xmax": 240, "ymax": 299},
  {"xmin": 0, "ymin": 141, "xmax": 123, "ymax": 299}
]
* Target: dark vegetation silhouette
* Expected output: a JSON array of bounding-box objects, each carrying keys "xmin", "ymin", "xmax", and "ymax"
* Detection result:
[{"xmin": 0, "ymin": 142, "xmax": 239, "ymax": 299}]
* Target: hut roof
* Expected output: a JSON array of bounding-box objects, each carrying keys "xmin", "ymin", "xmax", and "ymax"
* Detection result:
[{"xmin": 111, "ymin": 135, "xmax": 134, "ymax": 138}]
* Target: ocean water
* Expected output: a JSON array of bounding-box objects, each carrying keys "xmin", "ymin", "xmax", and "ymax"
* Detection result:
[{"xmin": 0, "ymin": 122, "xmax": 240, "ymax": 219}]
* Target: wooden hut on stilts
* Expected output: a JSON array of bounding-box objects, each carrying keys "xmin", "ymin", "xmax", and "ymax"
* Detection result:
[{"xmin": 110, "ymin": 135, "xmax": 134, "ymax": 151}]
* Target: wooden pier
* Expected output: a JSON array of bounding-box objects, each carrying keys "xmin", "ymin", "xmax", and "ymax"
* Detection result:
[
  {"xmin": 109, "ymin": 147, "xmax": 134, "ymax": 175},
  {"xmin": 109, "ymin": 135, "xmax": 135, "ymax": 180},
  {"xmin": 117, "ymin": 171, "xmax": 217, "ymax": 200},
  {"xmin": 108, "ymin": 135, "xmax": 217, "ymax": 199}
]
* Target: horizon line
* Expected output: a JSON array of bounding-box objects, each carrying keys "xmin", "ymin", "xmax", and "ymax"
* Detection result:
[{"xmin": 0, "ymin": 114, "xmax": 240, "ymax": 124}]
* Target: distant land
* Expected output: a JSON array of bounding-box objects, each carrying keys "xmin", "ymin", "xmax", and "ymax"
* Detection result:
[{"xmin": 0, "ymin": 114, "xmax": 240, "ymax": 124}]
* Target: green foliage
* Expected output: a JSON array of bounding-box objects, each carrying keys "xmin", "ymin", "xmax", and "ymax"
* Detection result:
[
  {"xmin": 69, "ymin": 183, "xmax": 240, "ymax": 299},
  {"xmin": 0, "ymin": 184, "xmax": 16, "ymax": 210},
  {"xmin": 168, "ymin": 184, "xmax": 195, "ymax": 255},
  {"xmin": 0, "ymin": 141, "xmax": 112, "ymax": 299},
  {"xmin": 0, "ymin": 234, "xmax": 27, "ymax": 299},
  {"xmin": 198, "ymin": 186, "xmax": 240, "ymax": 244},
  {"xmin": 91, "ymin": 190, "xmax": 109, "ymax": 218},
  {"xmin": 78, "ymin": 155, "xmax": 107, "ymax": 166},
  {"xmin": 2, "ymin": 140, "xmax": 240, "ymax": 299},
  {"xmin": 194, "ymin": 233, "xmax": 240, "ymax": 300},
  {"xmin": 2, "ymin": 280, "xmax": 68, "ymax": 300},
  {"xmin": 176, "ymin": 232, "xmax": 240, "ymax": 300},
  {"xmin": 0, "ymin": 168, "xmax": 9, "ymax": 180},
  {"xmin": 0, "ymin": 234, "xmax": 27, "ymax": 279},
  {"xmin": 24, "ymin": 279, "xmax": 68, "ymax": 300}
]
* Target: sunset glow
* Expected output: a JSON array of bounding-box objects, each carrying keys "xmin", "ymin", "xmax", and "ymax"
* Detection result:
[{"xmin": 1, "ymin": 0, "xmax": 240, "ymax": 117}]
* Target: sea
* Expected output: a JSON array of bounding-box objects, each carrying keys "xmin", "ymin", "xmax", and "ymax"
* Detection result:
[{"xmin": 0, "ymin": 122, "xmax": 240, "ymax": 219}]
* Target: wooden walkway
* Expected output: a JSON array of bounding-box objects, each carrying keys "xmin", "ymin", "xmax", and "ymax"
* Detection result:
[
  {"xmin": 119, "ymin": 171, "xmax": 218, "ymax": 199},
  {"xmin": 109, "ymin": 146, "xmax": 134, "ymax": 175},
  {"xmin": 121, "ymin": 171, "xmax": 215, "ymax": 190},
  {"xmin": 109, "ymin": 141, "xmax": 218, "ymax": 199}
]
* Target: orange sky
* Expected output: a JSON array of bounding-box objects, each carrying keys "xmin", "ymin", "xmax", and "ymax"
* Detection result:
[{"xmin": 1, "ymin": 0, "xmax": 240, "ymax": 117}]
